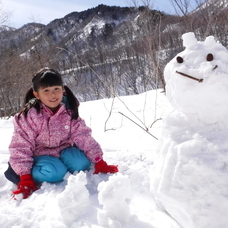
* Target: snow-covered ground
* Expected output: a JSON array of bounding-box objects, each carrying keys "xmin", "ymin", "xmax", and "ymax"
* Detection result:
[{"xmin": 0, "ymin": 89, "xmax": 179, "ymax": 228}]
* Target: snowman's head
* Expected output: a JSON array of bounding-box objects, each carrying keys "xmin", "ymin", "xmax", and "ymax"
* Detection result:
[{"xmin": 164, "ymin": 32, "xmax": 228, "ymax": 126}]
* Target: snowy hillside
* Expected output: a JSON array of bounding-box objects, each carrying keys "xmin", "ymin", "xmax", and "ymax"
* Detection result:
[
  {"xmin": 0, "ymin": 89, "xmax": 180, "ymax": 228},
  {"xmin": 195, "ymin": 0, "xmax": 228, "ymax": 11}
]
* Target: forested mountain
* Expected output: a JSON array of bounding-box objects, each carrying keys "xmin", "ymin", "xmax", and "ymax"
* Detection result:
[{"xmin": 0, "ymin": 1, "xmax": 228, "ymax": 116}]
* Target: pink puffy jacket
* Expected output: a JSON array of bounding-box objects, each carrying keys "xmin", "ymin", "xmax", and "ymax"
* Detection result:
[{"xmin": 9, "ymin": 103, "xmax": 103, "ymax": 176}]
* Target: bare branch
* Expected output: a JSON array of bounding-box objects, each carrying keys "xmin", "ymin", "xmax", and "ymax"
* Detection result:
[
  {"xmin": 119, "ymin": 111, "xmax": 158, "ymax": 140},
  {"xmin": 0, "ymin": 0, "xmax": 12, "ymax": 25}
]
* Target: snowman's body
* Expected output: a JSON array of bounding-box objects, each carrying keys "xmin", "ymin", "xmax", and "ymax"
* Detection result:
[{"xmin": 150, "ymin": 33, "xmax": 228, "ymax": 228}]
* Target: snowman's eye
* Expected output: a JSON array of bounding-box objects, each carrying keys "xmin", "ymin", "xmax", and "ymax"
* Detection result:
[
  {"xmin": 206, "ymin": 53, "xmax": 214, "ymax": 61},
  {"xmin": 176, "ymin": 56, "xmax": 184, "ymax": 63}
]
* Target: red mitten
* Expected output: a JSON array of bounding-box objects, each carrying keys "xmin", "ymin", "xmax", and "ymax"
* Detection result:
[
  {"xmin": 94, "ymin": 159, "xmax": 118, "ymax": 174},
  {"xmin": 13, "ymin": 174, "xmax": 38, "ymax": 199}
]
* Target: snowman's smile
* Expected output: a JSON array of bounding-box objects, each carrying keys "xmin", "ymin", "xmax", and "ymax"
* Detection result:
[
  {"xmin": 176, "ymin": 71, "xmax": 204, "ymax": 83},
  {"xmin": 175, "ymin": 53, "xmax": 218, "ymax": 83}
]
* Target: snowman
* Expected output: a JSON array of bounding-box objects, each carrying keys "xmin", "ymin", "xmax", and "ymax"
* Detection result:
[{"xmin": 150, "ymin": 32, "xmax": 228, "ymax": 228}]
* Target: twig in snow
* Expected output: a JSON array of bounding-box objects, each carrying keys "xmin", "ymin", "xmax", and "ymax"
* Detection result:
[{"xmin": 118, "ymin": 111, "xmax": 158, "ymax": 140}]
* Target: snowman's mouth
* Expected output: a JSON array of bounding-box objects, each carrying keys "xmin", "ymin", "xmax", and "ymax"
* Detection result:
[{"xmin": 176, "ymin": 71, "xmax": 204, "ymax": 83}]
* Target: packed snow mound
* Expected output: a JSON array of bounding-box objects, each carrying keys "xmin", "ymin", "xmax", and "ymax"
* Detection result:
[
  {"xmin": 97, "ymin": 174, "xmax": 137, "ymax": 227},
  {"xmin": 150, "ymin": 32, "xmax": 228, "ymax": 228}
]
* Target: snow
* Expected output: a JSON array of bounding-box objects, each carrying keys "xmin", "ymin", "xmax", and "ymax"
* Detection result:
[
  {"xmin": 1, "ymin": 31, "xmax": 228, "ymax": 228},
  {"xmin": 150, "ymin": 32, "xmax": 228, "ymax": 228},
  {"xmin": 0, "ymin": 89, "xmax": 179, "ymax": 228}
]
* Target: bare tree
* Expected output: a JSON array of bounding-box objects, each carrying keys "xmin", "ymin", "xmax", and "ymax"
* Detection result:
[
  {"xmin": 0, "ymin": 0, "xmax": 11, "ymax": 25},
  {"xmin": 170, "ymin": 0, "xmax": 192, "ymax": 16}
]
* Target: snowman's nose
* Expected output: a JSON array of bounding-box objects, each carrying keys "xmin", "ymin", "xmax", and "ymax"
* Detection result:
[{"xmin": 176, "ymin": 71, "xmax": 204, "ymax": 83}]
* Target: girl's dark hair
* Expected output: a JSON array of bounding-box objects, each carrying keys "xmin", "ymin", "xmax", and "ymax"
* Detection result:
[
  {"xmin": 32, "ymin": 68, "xmax": 63, "ymax": 92},
  {"xmin": 19, "ymin": 68, "xmax": 79, "ymax": 119}
]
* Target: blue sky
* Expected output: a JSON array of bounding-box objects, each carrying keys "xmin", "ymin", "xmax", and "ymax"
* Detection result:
[{"xmin": 2, "ymin": 0, "xmax": 196, "ymax": 28}]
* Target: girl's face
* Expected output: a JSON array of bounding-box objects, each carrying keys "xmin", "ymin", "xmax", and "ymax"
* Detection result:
[{"xmin": 33, "ymin": 85, "xmax": 63, "ymax": 112}]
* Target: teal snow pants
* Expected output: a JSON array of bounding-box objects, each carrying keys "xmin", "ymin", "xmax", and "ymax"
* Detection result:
[{"xmin": 32, "ymin": 147, "xmax": 91, "ymax": 183}]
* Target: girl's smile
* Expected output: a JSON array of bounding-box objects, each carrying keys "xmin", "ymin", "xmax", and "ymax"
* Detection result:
[{"xmin": 33, "ymin": 85, "xmax": 64, "ymax": 112}]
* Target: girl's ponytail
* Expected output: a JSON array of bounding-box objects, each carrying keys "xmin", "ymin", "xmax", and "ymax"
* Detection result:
[
  {"xmin": 64, "ymin": 85, "xmax": 79, "ymax": 120},
  {"xmin": 24, "ymin": 87, "xmax": 36, "ymax": 104},
  {"xmin": 18, "ymin": 87, "xmax": 40, "ymax": 118}
]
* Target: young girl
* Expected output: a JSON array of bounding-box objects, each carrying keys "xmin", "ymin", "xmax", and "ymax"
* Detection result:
[{"xmin": 4, "ymin": 68, "xmax": 118, "ymax": 199}]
